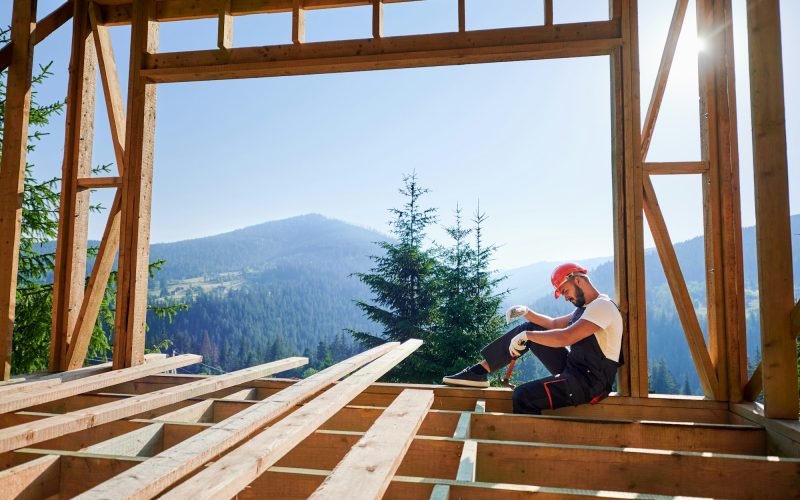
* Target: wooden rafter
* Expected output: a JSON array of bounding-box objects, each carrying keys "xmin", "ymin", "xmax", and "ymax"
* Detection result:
[
  {"xmin": 140, "ymin": 20, "xmax": 621, "ymax": 83},
  {"xmin": 78, "ymin": 344, "xmax": 396, "ymax": 499},
  {"xmin": 642, "ymin": 175, "xmax": 719, "ymax": 398},
  {"xmin": 457, "ymin": 0, "xmax": 465, "ymax": 32},
  {"xmin": 544, "ymin": 0, "xmax": 554, "ymax": 26},
  {"xmin": 161, "ymin": 339, "xmax": 421, "ymax": 499},
  {"xmin": 292, "ymin": 0, "xmax": 305, "ymax": 44},
  {"xmin": 640, "ymin": 0, "xmax": 688, "ymax": 160},
  {"xmin": 0, "ymin": 1, "xmax": 73, "ymax": 72},
  {"xmin": 76, "ymin": 176, "xmax": 123, "ymax": 189},
  {"xmin": 0, "ymin": 0, "xmax": 38, "ymax": 380},
  {"xmin": 309, "ymin": 389, "xmax": 432, "ymax": 499}
]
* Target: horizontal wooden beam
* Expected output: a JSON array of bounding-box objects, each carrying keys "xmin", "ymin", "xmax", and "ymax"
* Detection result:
[
  {"xmin": 0, "ymin": 1, "xmax": 74, "ymax": 71},
  {"xmin": 98, "ymin": 0, "xmax": 424, "ymax": 26},
  {"xmin": 77, "ymin": 344, "xmax": 397, "ymax": 499},
  {"xmin": 643, "ymin": 161, "xmax": 708, "ymax": 175},
  {"xmin": 161, "ymin": 339, "xmax": 421, "ymax": 499},
  {"xmin": 0, "ymin": 355, "xmax": 201, "ymax": 414},
  {"xmin": 0, "ymin": 357, "xmax": 306, "ymax": 454},
  {"xmin": 140, "ymin": 20, "xmax": 621, "ymax": 83},
  {"xmin": 76, "ymin": 176, "xmax": 123, "ymax": 189},
  {"xmin": 309, "ymin": 389, "xmax": 433, "ymax": 499}
]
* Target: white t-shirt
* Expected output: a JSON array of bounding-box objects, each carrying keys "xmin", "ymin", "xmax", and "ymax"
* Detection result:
[{"xmin": 580, "ymin": 294, "xmax": 623, "ymax": 362}]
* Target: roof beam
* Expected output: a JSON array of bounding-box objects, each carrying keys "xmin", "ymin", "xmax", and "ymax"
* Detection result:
[{"xmin": 140, "ymin": 20, "xmax": 621, "ymax": 83}]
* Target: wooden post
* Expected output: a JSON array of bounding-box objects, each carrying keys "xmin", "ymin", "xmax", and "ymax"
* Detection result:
[
  {"xmin": 614, "ymin": 0, "xmax": 647, "ymax": 396},
  {"xmin": 372, "ymin": 0, "xmax": 382, "ymax": 39},
  {"xmin": 114, "ymin": 0, "xmax": 159, "ymax": 369},
  {"xmin": 745, "ymin": 0, "xmax": 798, "ymax": 418},
  {"xmin": 218, "ymin": 0, "xmax": 233, "ymax": 50},
  {"xmin": 0, "ymin": 0, "xmax": 38, "ymax": 380},
  {"xmin": 50, "ymin": 0, "xmax": 97, "ymax": 371}
]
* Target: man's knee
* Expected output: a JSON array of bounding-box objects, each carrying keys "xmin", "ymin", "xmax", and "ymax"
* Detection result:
[{"xmin": 512, "ymin": 384, "xmax": 544, "ymax": 415}]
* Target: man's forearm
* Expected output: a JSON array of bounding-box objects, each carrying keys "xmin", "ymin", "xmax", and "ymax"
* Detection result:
[
  {"xmin": 525, "ymin": 329, "xmax": 570, "ymax": 348},
  {"xmin": 524, "ymin": 310, "xmax": 557, "ymax": 329}
]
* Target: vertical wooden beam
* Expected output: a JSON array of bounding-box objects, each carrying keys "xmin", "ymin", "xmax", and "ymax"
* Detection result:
[
  {"xmin": 745, "ymin": 0, "xmax": 798, "ymax": 418},
  {"xmin": 50, "ymin": 0, "xmax": 98, "ymax": 372},
  {"xmin": 0, "ymin": 0, "xmax": 38, "ymax": 380},
  {"xmin": 458, "ymin": 0, "xmax": 465, "ymax": 32},
  {"xmin": 218, "ymin": 0, "xmax": 233, "ymax": 50},
  {"xmin": 65, "ymin": 0, "xmax": 129, "ymax": 371},
  {"xmin": 544, "ymin": 0, "xmax": 554, "ymax": 26},
  {"xmin": 292, "ymin": 0, "xmax": 305, "ymax": 45},
  {"xmin": 697, "ymin": 0, "xmax": 746, "ymax": 403},
  {"xmin": 372, "ymin": 0, "xmax": 383, "ymax": 39},
  {"xmin": 114, "ymin": 0, "xmax": 159, "ymax": 370},
  {"xmin": 618, "ymin": 0, "xmax": 647, "ymax": 397}
]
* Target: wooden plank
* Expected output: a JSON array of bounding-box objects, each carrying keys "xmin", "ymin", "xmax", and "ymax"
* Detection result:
[
  {"xmin": 746, "ymin": 0, "xmax": 798, "ymax": 419},
  {"xmin": 160, "ymin": 340, "xmax": 422, "ymax": 499},
  {"xmin": 0, "ymin": 357, "xmax": 304, "ymax": 454},
  {"xmin": 49, "ymin": 0, "xmax": 98, "ymax": 372},
  {"xmin": 76, "ymin": 176, "xmax": 123, "ymax": 189},
  {"xmin": 261, "ymin": 467, "xmax": 707, "ymax": 500},
  {"xmin": 642, "ymin": 175, "xmax": 719, "ymax": 398},
  {"xmin": 642, "ymin": 161, "xmax": 708, "ymax": 175},
  {"xmin": 0, "ymin": 354, "xmax": 200, "ymax": 414},
  {"xmin": 140, "ymin": 20, "xmax": 622, "ymax": 83},
  {"xmin": 292, "ymin": 0, "xmax": 305, "ymax": 44},
  {"xmin": 0, "ymin": 1, "xmax": 73, "ymax": 72},
  {"xmin": 76, "ymin": 344, "xmax": 396, "ymax": 499},
  {"xmin": 218, "ymin": 0, "xmax": 233, "ymax": 49},
  {"xmin": 372, "ymin": 0, "xmax": 382, "ymax": 39},
  {"xmin": 0, "ymin": 454, "xmax": 61, "ymax": 499},
  {"xmin": 309, "ymin": 389, "xmax": 433, "ymax": 499},
  {"xmin": 99, "ymin": 0, "xmax": 428, "ymax": 26},
  {"xmin": 640, "ymin": 0, "xmax": 688, "ymax": 160},
  {"xmin": 113, "ymin": 0, "xmax": 160, "ymax": 369},
  {"xmin": 457, "ymin": 0, "xmax": 465, "ymax": 32},
  {"xmin": 731, "ymin": 402, "xmax": 800, "ymax": 457},
  {"xmin": 0, "ymin": 0, "xmax": 38, "ymax": 380},
  {"xmin": 0, "ymin": 362, "xmax": 112, "ymax": 397},
  {"xmin": 475, "ymin": 439, "xmax": 800, "ymax": 498},
  {"xmin": 544, "ymin": 0, "xmax": 553, "ymax": 26}
]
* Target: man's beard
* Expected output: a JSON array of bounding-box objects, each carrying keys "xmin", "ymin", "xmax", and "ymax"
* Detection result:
[{"xmin": 572, "ymin": 284, "xmax": 586, "ymax": 308}]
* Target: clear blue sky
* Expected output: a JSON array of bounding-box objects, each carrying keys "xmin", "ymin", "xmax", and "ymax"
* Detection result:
[{"xmin": 3, "ymin": 0, "xmax": 798, "ymax": 270}]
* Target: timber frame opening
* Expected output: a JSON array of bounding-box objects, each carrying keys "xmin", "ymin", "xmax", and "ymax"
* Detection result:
[{"xmin": 0, "ymin": 0, "xmax": 798, "ymax": 419}]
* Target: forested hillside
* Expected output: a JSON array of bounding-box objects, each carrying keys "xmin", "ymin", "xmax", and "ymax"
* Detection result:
[{"xmin": 138, "ymin": 212, "xmax": 796, "ymax": 388}]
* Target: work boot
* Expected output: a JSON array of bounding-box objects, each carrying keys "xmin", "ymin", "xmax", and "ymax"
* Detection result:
[{"xmin": 442, "ymin": 367, "xmax": 489, "ymax": 388}]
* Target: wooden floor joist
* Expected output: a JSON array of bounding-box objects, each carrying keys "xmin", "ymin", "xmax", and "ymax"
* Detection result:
[
  {"xmin": 0, "ymin": 357, "xmax": 306, "ymax": 454},
  {"xmin": 160, "ymin": 339, "xmax": 422, "ymax": 499},
  {"xmin": 77, "ymin": 343, "xmax": 398, "ymax": 499}
]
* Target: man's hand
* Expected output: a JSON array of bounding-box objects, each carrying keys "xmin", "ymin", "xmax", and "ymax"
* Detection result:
[
  {"xmin": 509, "ymin": 331, "xmax": 529, "ymax": 358},
  {"xmin": 505, "ymin": 305, "xmax": 529, "ymax": 324}
]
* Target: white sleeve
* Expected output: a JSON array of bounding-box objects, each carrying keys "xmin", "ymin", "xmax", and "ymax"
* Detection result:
[{"xmin": 581, "ymin": 299, "xmax": 616, "ymax": 330}]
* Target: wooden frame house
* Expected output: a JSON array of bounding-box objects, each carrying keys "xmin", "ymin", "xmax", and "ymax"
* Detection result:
[{"xmin": 0, "ymin": 0, "xmax": 798, "ymax": 497}]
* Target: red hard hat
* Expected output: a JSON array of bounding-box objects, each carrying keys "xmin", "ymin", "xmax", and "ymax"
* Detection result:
[{"xmin": 551, "ymin": 263, "xmax": 588, "ymax": 299}]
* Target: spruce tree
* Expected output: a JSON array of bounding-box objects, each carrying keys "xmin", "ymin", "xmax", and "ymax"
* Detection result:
[{"xmin": 348, "ymin": 173, "xmax": 440, "ymax": 382}]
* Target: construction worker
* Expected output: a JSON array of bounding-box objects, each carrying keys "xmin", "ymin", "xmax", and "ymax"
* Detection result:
[{"xmin": 442, "ymin": 263, "xmax": 623, "ymax": 415}]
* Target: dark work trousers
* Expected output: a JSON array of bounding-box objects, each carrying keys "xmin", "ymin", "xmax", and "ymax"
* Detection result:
[{"xmin": 480, "ymin": 322, "xmax": 593, "ymax": 415}]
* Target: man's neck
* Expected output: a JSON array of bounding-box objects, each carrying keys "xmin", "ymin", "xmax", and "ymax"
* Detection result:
[{"xmin": 584, "ymin": 288, "xmax": 601, "ymax": 305}]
